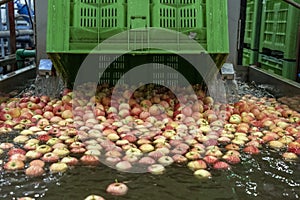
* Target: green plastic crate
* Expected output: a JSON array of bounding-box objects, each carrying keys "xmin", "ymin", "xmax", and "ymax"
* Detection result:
[
  {"xmin": 244, "ymin": 0, "xmax": 262, "ymax": 50},
  {"xmin": 259, "ymin": 54, "xmax": 297, "ymax": 81},
  {"xmin": 242, "ymin": 48, "xmax": 258, "ymax": 66},
  {"xmin": 47, "ymin": 0, "xmax": 229, "ymax": 87},
  {"xmin": 47, "ymin": 0, "xmax": 127, "ymax": 52},
  {"xmin": 259, "ymin": 0, "xmax": 300, "ymax": 59},
  {"xmin": 47, "ymin": 0, "xmax": 229, "ymax": 54}
]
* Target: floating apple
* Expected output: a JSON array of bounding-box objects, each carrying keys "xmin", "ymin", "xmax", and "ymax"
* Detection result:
[
  {"xmin": 49, "ymin": 162, "xmax": 68, "ymax": 173},
  {"xmin": 148, "ymin": 164, "xmax": 165, "ymax": 175},
  {"xmin": 84, "ymin": 195, "xmax": 105, "ymax": 200},
  {"xmin": 194, "ymin": 169, "xmax": 212, "ymax": 179},
  {"xmin": 106, "ymin": 182, "xmax": 128, "ymax": 196},
  {"xmin": 4, "ymin": 160, "xmax": 25, "ymax": 171},
  {"xmin": 29, "ymin": 159, "xmax": 45, "ymax": 167},
  {"xmin": 25, "ymin": 165, "xmax": 45, "ymax": 177}
]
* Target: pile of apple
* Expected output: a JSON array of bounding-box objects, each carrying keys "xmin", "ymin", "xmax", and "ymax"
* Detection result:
[{"xmin": 0, "ymin": 83, "xmax": 299, "ymax": 180}]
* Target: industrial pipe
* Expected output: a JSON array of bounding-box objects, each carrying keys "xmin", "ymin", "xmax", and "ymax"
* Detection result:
[
  {"xmin": 16, "ymin": 48, "xmax": 35, "ymax": 68},
  {"xmin": 0, "ymin": 29, "xmax": 34, "ymax": 38}
]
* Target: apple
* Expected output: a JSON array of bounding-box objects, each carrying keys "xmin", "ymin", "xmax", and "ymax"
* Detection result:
[
  {"xmin": 13, "ymin": 135, "xmax": 29, "ymax": 144},
  {"xmin": 30, "ymin": 96, "xmax": 40, "ymax": 104},
  {"xmin": 71, "ymin": 147, "xmax": 86, "ymax": 154},
  {"xmin": 25, "ymin": 165, "xmax": 44, "ymax": 177},
  {"xmin": 149, "ymin": 104, "xmax": 162, "ymax": 116},
  {"xmin": 7, "ymin": 108, "xmax": 21, "ymax": 118},
  {"xmin": 42, "ymin": 111, "xmax": 54, "ymax": 120},
  {"xmin": 4, "ymin": 160, "xmax": 25, "ymax": 171},
  {"xmin": 29, "ymin": 159, "xmax": 45, "ymax": 167},
  {"xmin": 25, "ymin": 150, "xmax": 42, "ymax": 160},
  {"xmin": 138, "ymin": 156, "xmax": 156, "ymax": 165},
  {"xmin": 80, "ymin": 155, "xmax": 100, "ymax": 166},
  {"xmin": 36, "ymin": 145, "xmax": 52, "ymax": 154},
  {"xmin": 187, "ymin": 160, "xmax": 207, "ymax": 171},
  {"xmin": 116, "ymin": 160, "xmax": 132, "ymax": 171},
  {"xmin": 53, "ymin": 105, "xmax": 64, "ymax": 116},
  {"xmin": 61, "ymin": 110, "xmax": 73, "ymax": 119},
  {"xmin": 213, "ymin": 161, "xmax": 230, "ymax": 170},
  {"xmin": 158, "ymin": 156, "xmax": 174, "ymax": 166},
  {"xmin": 37, "ymin": 118, "xmax": 50, "ymax": 129},
  {"xmin": 84, "ymin": 195, "xmax": 105, "ymax": 200},
  {"xmin": 194, "ymin": 169, "xmax": 212, "ymax": 179},
  {"xmin": 203, "ymin": 155, "xmax": 218, "ymax": 164},
  {"xmin": 0, "ymin": 112, "xmax": 12, "ymax": 121},
  {"xmin": 0, "ymin": 126, "xmax": 13, "ymax": 134},
  {"xmin": 205, "ymin": 146, "xmax": 223, "ymax": 158},
  {"xmin": 106, "ymin": 182, "xmax": 128, "ymax": 196},
  {"xmin": 282, "ymin": 152, "xmax": 298, "ymax": 161},
  {"xmin": 8, "ymin": 148, "xmax": 26, "ymax": 156},
  {"xmin": 42, "ymin": 152, "xmax": 59, "ymax": 163},
  {"xmin": 9, "ymin": 153, "xmax": 26, "ymax": 162},
  {"xmin": 229, "ymin": 114, "xmax": 242, "ymax": 124},
  {"xmin": 44, "ymin": 105, "xmax": 53, "ymax": 112},
  {"xmin": 139, "ymin": 143, "xmax": 154, "ymax": 153},
  {"xmin": 185, "ymin": 151, "xmax": 201, "ymax": 160},
  {"xmin": 287, "ymin": 142, "xmax": 300, "ymax": 155},
  {"xmin": 49, "ymin": 162, "xmax": 68, "ymax": 173},
  {"xmin": 243, "ymin": 145, "xmax": 260, "ymax": 154},
  {"xmin": 27, "ymin": 102, "xmax": 39, "ymax": 110},
  {"xmin": 62, "ymin": 95, "xmax": 72, "ymax": 104},
  {"xmin": 148, "ymin": 164, "xmax": 165, "ymax": 175},
  {"xmin": 222, "ymin": 154, "xmax": 240, "ymax": 164},
  {"xmin": 61, "ymin": 156, "xmax": 79, "ymax": 166},
  {"xmin": 50, "ymin": 116, "xmax": 63, "ymax": 123},
  {"xmin": 172, "ymin": 154, "xmax": 188, "ymax": 164}
]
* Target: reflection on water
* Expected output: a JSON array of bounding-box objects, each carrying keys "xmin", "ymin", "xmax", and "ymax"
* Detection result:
[
  {"xmin": 0, "ymin": 149, "xmax": 299, "ymax": 200},
  {"xmin": 229, "ymin": 151, "xmax": 300, "ymax": 200}
]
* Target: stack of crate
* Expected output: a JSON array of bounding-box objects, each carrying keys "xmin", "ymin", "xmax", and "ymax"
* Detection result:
[
  {"xmin": 242, "ymin": 0, "xmax": 262, "ymax": 66},
  {"xmin": 258, "ymin": 0, "xmax": 300, "ymax": 81},
  {"xmin": 243, "ymin": 0, "xmax": 300, "ymax": 81}
]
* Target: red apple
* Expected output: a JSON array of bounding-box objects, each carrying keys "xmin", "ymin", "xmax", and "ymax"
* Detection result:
[{"xmin": 106, "ymin": 182, "xmax": 128, "ymax": 196}]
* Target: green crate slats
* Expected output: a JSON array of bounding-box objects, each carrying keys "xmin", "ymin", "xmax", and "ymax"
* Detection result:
[
  {"xmin": 47, "ymin": 0, "xmax": 229, "ymax": 54},
  {"xmin": 71, "ymin": 0, "xmax": 127, "ymax": 51},
  {"xmin": 259, "ymin": 54, "xmax": 297, "ymax": 81},
  {"xmin": 259, "ymin": 0, "xmax": 300, "ymax": 59},
  {"xmin": 242, "ymin": 48, "xmax": 258, "ymax": 66},
  {"xmin": 244, "ymin": 0, "xmax": 262, "ymax": 50}
]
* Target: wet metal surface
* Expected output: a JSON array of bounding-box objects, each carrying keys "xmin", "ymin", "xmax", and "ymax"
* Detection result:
[{"xmin": 248, "ymin": 66, "xmax": 300, "ymax": 98}]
